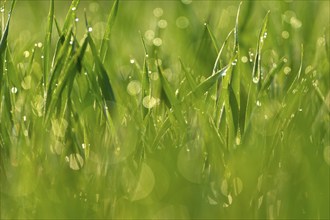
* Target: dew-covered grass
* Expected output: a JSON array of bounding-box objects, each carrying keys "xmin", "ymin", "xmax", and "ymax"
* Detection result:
[{"xmin": 0, "ymin": 0, "xmax": 329, "ymax": 219}]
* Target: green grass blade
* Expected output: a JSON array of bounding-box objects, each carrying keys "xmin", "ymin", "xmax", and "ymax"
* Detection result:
[
  {"xmin": 46, "ymin": 35, "xmax": 89, "ymax": 121},
  {"xmin": 205, "ymin": 23, "xmax": 219, "ymax": 54},
  {"xmin": 0, "ymin": 0, "xmax": 16, "ymax": 83},
  {"xmin": 43, "ymin": 0, "xmax": 54, "ymax": 88},
  {"xmin": 191, "ymin": 65, "xmax": 228, "ymax": 98},
  {"xmin": 45, "ymin": 29, "xmax": 73, "ymax": 113},
  {"xmin": 252, "ymin": 11, "xmax": 270, "ymax": 85},
  {"xmin": 100, "ymin": 0, "xmax": 119, "ymax": 61},
  {"xmin": 157, "ymin": 60, "xmax": 185, "ymax": 125},
  {"xmin": 179, "ymin": 58, "xmax": 197, "ymax": 90},
  {"xmin": 61, "ymin": 0, "xmax": 80, "ymax": 34},
  {"xmin": 87, "ymin": 34, "xmax": 116, "ymax": 105},
  {"xmin": 233, "ymin": 2, "xmax": 242, "ymax": 54},
  {"xmin": 260, "ymin": 57, "xmax": 286, "ymax": 92},
  {"xmin": 212, "ymin": 29, "xmax": 233, "ymax": 75}
]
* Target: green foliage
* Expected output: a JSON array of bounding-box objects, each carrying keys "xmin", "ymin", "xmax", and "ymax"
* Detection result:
[{"xmin": 0, "ymin": 0, "xmax": 329, "ymax": 219}]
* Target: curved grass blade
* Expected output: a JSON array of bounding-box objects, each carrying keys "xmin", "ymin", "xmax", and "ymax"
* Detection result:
[
  {"xmin": 45, "ymin": 29, "xmax": 73, "ymax": 114},
  {"xmin": 61, "ymin": 0, "xmax": 80, "ymax": 34},
  {"xmin": 233, "ymin": 2, "xmax": 242, "ymax": 54},
  {"xmin": 0, "ymin": 0, "xmax": 16, "ymax": 83},
  {"xmin": 212, "ymin": 30, "xmax": 234, "ymax": 75},
  {"xmin": 252, "ymin": 11, "xmax": 270, "ymax": 85},
  {"xmin": 179, "ymin": 58, "xmax": 196, "ymax": 90},
  {"xmin": 191, "ymin": 65, "xmax": 228, "ymax": 99},
  {"xmin": 205, "ymin": 23, "xmax": 219, "ymax": 54},
  {"xmin": 100, "ymin": 0, "xmax": 119, "ymax": 61},
  {"xmin": 260, "ymin": 57, "xmax": 286, "ymax": 92},
  {"xmin": 43, "ymin": 0, "xmax": 54, "ymax": 88},
  {"xmin": 287, "ymin": 44, "xmax": 304, "ymax": 93},
  {"xmin": 46, "ymin": 35, "xmax": 89, "ymax": 122},
  {"xmin": 157, "ymin": 60, "xmax": 185, "ymax": 126},
  {"xmin": 87, "ymin": 34, "xmax": 116, "ymax": 106}
]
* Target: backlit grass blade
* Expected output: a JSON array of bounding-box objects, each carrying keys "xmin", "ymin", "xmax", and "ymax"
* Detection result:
[
  {"xmin": 43, "ymin": 0, "xmax": 54, "ymax": 87},
  {"xmin": 45, "ymin": 29, "xmax": 73, "ymax": 114},
  {"xmin": 87, "ymin": 34, "xmax": 116, "ymax": 106},
  {"xmin": 260, "ymin": 57, "xmax": 286, "ymax": 92},
  {"xmin": 287, "ymin": 44, "xmax": 304, "ymax": 94},
  {"xmin": 61, "ymin": 0, "xmax": 80, "ymax": 34},
  {"xmin": 179, "ymin": 58, "xmax": 196, "ymax": 90},
  {"xmin": 157, "ymin": 60, "xmax": 185, "ymax": 126},
  {"xmin": 205, "ymin": 23, "xmax": 219, "ymax": 54},
  {"xmin": 212, "ymin": 30, "xmax": 233, "ymax": 75},
  {"xmin": 100, "ymin": 0, "xmax": 119, "ymax": 61},
  {"xmin": 46, "ymin": 35, "xmax": 88, "ymax": 121},
  {"xmin": 231, "ymin": 2, "xmax": 242, "ymax": 110},
  {"xmin": 0, "ymin": 0, "xmax": 16, "ymax": 82},
  {"xmin": 191, "ymin": 65, "xmax": 228, "ymax": 98},
  {"xmin": 244, "ymin": 11, "xmax": 270, "ymax": 132},
  {"xmin": 252, "ymin": 11, "xmax": 270, "ymax": 85},
  {"xmin": 140, "ymin": 33, "xmax": 150, "ymax": 101},
  {"xmin": 221, "ymin": 55, "xmax": 239, "ymax": 149},
  {"xmin": 233, "ymin": 2, "xmax": 242, "ymax": 54}
]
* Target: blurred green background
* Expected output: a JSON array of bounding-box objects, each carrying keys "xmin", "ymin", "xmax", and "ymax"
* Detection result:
[{"xmin": 1, "ymin": 0, "xmax": 329, "ymax": 219}]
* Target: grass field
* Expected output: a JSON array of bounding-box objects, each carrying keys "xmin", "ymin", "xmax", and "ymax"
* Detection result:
[{"xmin": 0, "ymin": 0, "xmax": 329, "ymax": 219}]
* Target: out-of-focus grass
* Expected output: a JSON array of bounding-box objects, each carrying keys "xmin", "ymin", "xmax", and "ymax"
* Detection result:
[{"xmin": 0, "ymin": 0, "xmax": 329, "ymax": 219}]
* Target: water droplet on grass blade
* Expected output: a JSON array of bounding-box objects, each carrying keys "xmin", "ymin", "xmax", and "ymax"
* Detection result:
[
  {"xmin": 88, "ymin": 27, "xmax": 93, "ymax": 32},
  {"xmin": 71, "ymin": 7, "xmax": 77, "ymax": 11},
  {"xmin": 11, "ymin": 87, "xmax": 18, "ymax": 94},
  {"xmin": 256, "ymin": 100, "xmax": 262, "ymax": 106},
  {"xmin": 253, "ymin": 76, "xmax": 259, "ymax": 84}
]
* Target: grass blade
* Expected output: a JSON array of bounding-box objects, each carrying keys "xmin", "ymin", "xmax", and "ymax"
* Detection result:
[
  {"xmin": 100, "ymin": 0, "xmax": 119, "ymax": 61},
  {"xmin": 43, "ymin": 0, "xmax": 54, "ymax": 88},
  {"xmin": 157, "ymin": 60, "xmax": 185, "ymax": 126},
  {"xmin": 205, "ymin": 23, "xmax": 219, "ymax": 54},
  {"xmin": 191, "ymin": 65, "xmax": 228, "ymax": 98},
  {"xmin": 179, "ymin": 58, "xmax": 197, "ymax": 90},
  {"xmin": 252, "ymin": 11, "xmax": 270, "ymax": 85},
  {"xmin": 46, "ymin": 35, "xmax": 89, "ymax": 121},
  {"xmin": 87, "ymin": 34, "xmax": 116, "ymax": 106},
  {"xmin": 260, "ymin": 57, "xmax": 286, "ymax": 92},
  {"xmin": 0, "ymin": 0, "xmax": 16, "ymax": 83},
  {"xmin": 61, "ymin": 0, "xmax": 80, "ymax": 34},
  {"xmin": 212, "ymin": 30, "xmax": 233, "ymax": 75}
]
